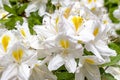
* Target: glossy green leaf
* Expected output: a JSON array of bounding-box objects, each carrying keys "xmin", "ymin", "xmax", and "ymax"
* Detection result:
[
  {"xmin": 3, "ymin": 4, "xmax": 16, "ymax": 15},
  {"xmin": 101, "ymin": 73, "xmax": 116, "ymax": 80}
]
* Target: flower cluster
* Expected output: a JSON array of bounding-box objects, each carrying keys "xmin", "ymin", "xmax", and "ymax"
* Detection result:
[{"xmin": 0, "ymin": 0, "xmax": 120, "ymax": 80}]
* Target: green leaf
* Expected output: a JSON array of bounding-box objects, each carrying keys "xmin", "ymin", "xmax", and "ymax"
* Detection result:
[
  {"xmin": 9, "ymin": 0, "xmax": 18, "ymax": 6},
  {"xmin": 108, "ymin": 43, "xmax": 120, "ymax": 54},
  {"xmin": 53, "ymin": 66, "xmax": 74, "ymax": 80},
  {"xmin": 102, "ymin": 54, "xmax": 120, "ymax": 67},
  {"xmin": 17, "ymin": 3, "xmax": 28, "ymax": 15},
  {"xmin": 101, "ymin": 73, "xmax": 116, "ymax": 80},
  {"xmin": 27, "ymin": 11, "xmax": 43, "ymax": 34},
  {"xmin": 46, "ymin": 0, "xmax": 55, "ymax": 13},
  {"xmin": 1, "ymin": 15, "xmax": 23, "ymax": 30},
  {"xmin": 104, "ymin": 0, "xmax": 120, "ymax": 23},
  {"xmin": 116, "ymin": 29, "xmax": 120, "ymax": 35},
  {"xmin": 4, "ymin": 18, "xmax": 16, "ymax": 29},
  {"xmin": 101, "ymin": 43, "xmax": 120, "ymax": 67},
  {"xmin": 55, "ymin": 72, "xmax": 74, "ymax": 80},
  {"xmin": 83, "ymin": 48, "xmax": 94, "ymax": 55},
  {"xmin": 3, "ymin": 4, "xmax": 16, "ymax": 15}
]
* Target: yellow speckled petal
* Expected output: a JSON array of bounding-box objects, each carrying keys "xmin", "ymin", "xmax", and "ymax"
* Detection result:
[
  {"xmin": 2, "ymin": 35, "xmax": 10, "ymax": 52},
  {"xmin": 59, "ymin": 39, "xmax": 70, "ymax": 49},
  {"xmin": 12, "ymin": 48, "xmax": 24, "ymax": 63},
  {"xmin": 72, "ymin": 16, "xmax": 83, "ymax": 31}
]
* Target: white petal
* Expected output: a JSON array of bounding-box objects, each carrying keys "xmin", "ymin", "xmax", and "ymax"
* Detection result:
[
  {"xmin": 84, "ymin": 56, "xmax": 105, "ymax": 65},
  {"xmin": 48, "ymin": 54, "xmax": 64, "ymax": 71},
  {"xmin": 33, "ymin": 25, "xmax": 53, "ymax": 39},
  {"xmin": 65, "ymin": 57, "xmax": 77, "ymax": 73},
  {"xmin": 95, "ymin": 40, "xmax": 116, "ymax": 56},
  {"xmin": 85, "ymin": 43, "xmax": 104, "ymax": 61},
  {"xmin": 106, "ymin": 67, "xmax": 120, "ymax": 80},
  {"xmin": 75, "ymin": 68, "xmax": 84, "ymax": 80},
  {"xmin": 113, "ymin": 9, "xmax": 120, "ymax": 19},
  {"xmin": 25, "ymin": 3, "xmax": 38, "ymax": 17},
  {"xmin": 51, "ymin": 0, "xmax": 59, "ymax": 5},
  {"xmin": 29, "ymin": 64, "xmax": 57, "ymax": 80},
  {"xmin": 78, "ymin": 31, "xmax": 94, "ymax": 42},
  {"xmin": 18, "ymin": 64, "xmax": 30, "ymax": 80},
  {"xmin": 1, "ymin": 64, "xmax": 17, "ymax": 80},
  {"xmin": 28, "ymin": 35, "xmax": 41, "ymax": 49},
  {"xmin": 84, "ymin": 63, "xmax": 101, "ymax": 80},
  {"xmin": 38, "ymin": 4, "xmax": 46, "ymax": 16},
  {"xmin": 23, "ymin": 50, "xmax": 37, "ymax": 68}
]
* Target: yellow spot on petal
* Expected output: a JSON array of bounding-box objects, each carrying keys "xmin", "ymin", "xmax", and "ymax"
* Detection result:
[
  {"xmin": 2, "ymin": 35, "xmax": 10, "ymax": 52},
  {"xmin": 93, "ymin": 27, "xmax": 99, "ymax": 36},
  {"xmin": 72, "ymin": 16, "xmax": 83, "ymax": 31},
  {"xmin": 88, "ymin": 0, "xmax": 92, "ymax": 3},
  {"xmin": 94, "ymin": 0, "xmax": 96, "ymax": 2},
  {"xmin": 55, "ymin": 17, "xmax": 59, "ymax": 24},
  {"xmin": 12, "ymin": 48, "xmax": 24, "ymax": 63},
  {"xmin": 20, "ymin": 28, "xmax": 26, "ymax": 37},
  {"xmin": 35, "ymin": 64, "xmax": 39, "ymax": 67},
  {"xmin": 78, "ymin": 40, "xmax": 83, "ymax": 44},
  {"xmin": 54, "ymin": 17, "xmax": 59, "ymax": 32},
  {"xmin": 64, "ymin": 8, "xmax": 71, "ymax": 19},
  {"xmin": 91, "ymin": 7, "xmax": 96, "ymax": 11},
  {"xmin": 59, "ymin": 39, "xmax": 69, "ymax": 49},
  {"xmin": 85, "ymin": 58, "xmax": 95, "ymax": 64},
  {"xmin": 103, "ymin": 20, "xmax": 108, "ymax": 24},
  {"xmin": 88, "ymin": 0, "xmax": 96, "ymax": 3},
  {"xmin": 1, "ymin": 13, "xmax": 7, "ymax": 19}
]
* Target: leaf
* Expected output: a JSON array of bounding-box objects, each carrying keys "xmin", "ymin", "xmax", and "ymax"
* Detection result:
[
  {"xmin": 101, "ymin": 73, "xmax": 116, "ymax": 80},
  {"xmin": 2, "ymin": 15, "xmax": 23, "ymax": 30},
  {"xmin": 116, "ymin": 29, "xmax": 120, "ymax": 35},
  {"xmin": 46, "ymin": 0, "xmax": 56, "ymax": 13},
  {"xmin": 55, "ymin": 72, "xmax": 74, "ymax": 80},
  {"xmin": 27, "ymin": 11, "xmax": 43, "ymax": 34},
  {"xmin": 104, "ymin": 0, "xmax": 120, "ymax": 23},
  {"xmin": 101, "ymin": 43, "xmax": 120, "ymax": 67},
  {"xmin": 83, "ymin": 48, "xmax": 94, "ymax": 55},
  {"xmin": 3, "ymin": 4, "xmax": 16, "ymax": 15},
  {"xmin": 53, "ymin": 66, "xmax": 74, "ymax": 80},
  {"xmin": 102, "ymin": 54, "xmax": 120, "ymax": 67},
  {"xmin": 108, "ymin": 43, "xmax": 120, "ymax": 55},
  {"xmin": 17, "ymin": 3, "xmax": 28, "ymax": 15}
]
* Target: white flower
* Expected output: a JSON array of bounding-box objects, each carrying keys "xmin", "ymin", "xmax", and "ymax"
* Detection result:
[
  {"xmin": 25, "ymin": 0, "xmax": 48, "ymax": 16},
  {"xmin": 75, "ymin": 56, "xmax": 104, "ymax": 80},
  {"xmin": 0, "ymin": 0, "xmax": 10, "ymax": 8},
  {"xmin": 15, "ymin": 19, "xmax": 41, "ymax": 49},
  {"xmin": 42, "ymin": 33, "xmax": 83, "ymax": 73},
  {"xmin": 34, "ymin": 13, "xmax": 69, "ymax": 40},
  {"xmin": 106, "ymin": 67, "xmax": 120, "ymax": 80},
  {"xmin": 80, "ymin": 0, "xmax": 104, "ymax": 11},
  {"xmin": 113, "ymin": 6, "xmax": 120, "ymax": 19},
  {"xmin": 0, "ymin": 42, "xmax": 37, "ymax": 80},
  {"xmin": 84, "ymin": 21, "xmax": 116, "ymax": 61},
  {"xmin": 0, "ymin": 30, "xmax": 17, "ymax": 54},
  {"xmin": 67, "ymin": 18, "xmax": 99, "ymax": 42},
  {"xmin": 29, "ymin": 64, "xmax": 57, "ymax": 80},
  {"xmin": 0, "ymin": 9, "xmax": 8, "ymax": 19},
  {"xmin": 51, "ymin": 0, "xmax": 74, "ymax": 7}
]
